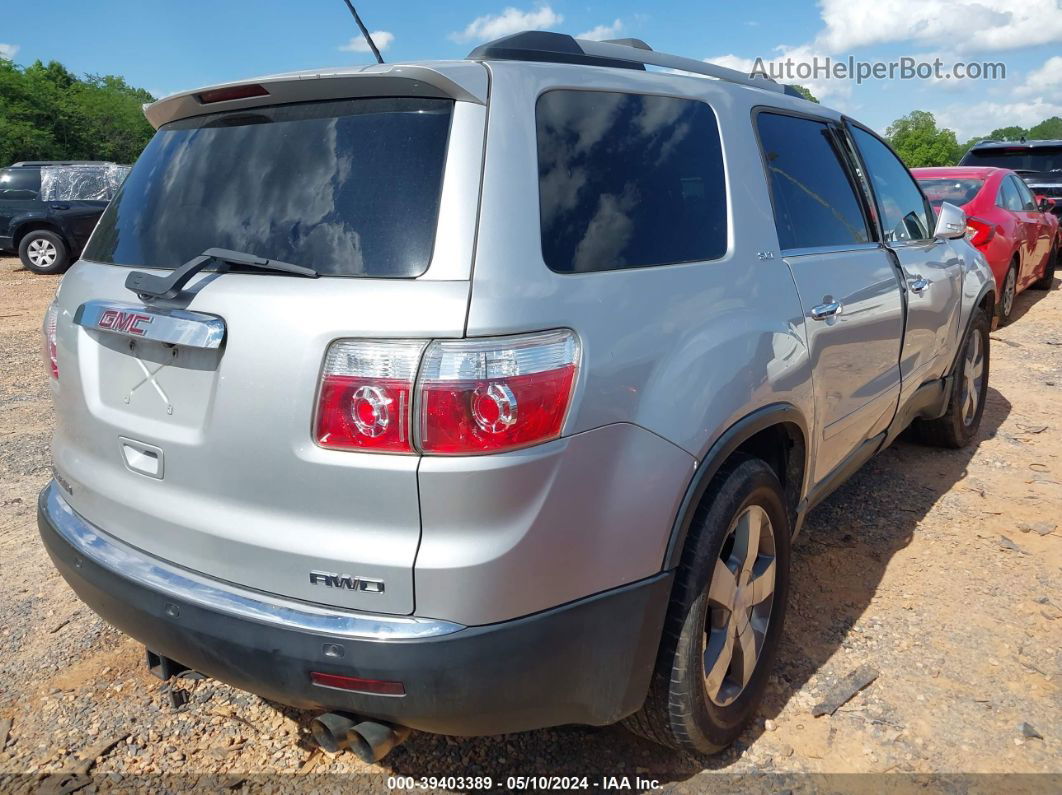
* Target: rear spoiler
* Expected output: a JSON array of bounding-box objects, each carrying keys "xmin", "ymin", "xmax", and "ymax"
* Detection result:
[{"xmin": 143, "ymin": 62, "xmax": 488, "ymax": 129}]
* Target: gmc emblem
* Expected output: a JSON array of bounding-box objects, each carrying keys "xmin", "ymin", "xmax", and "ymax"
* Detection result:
[
  {"xmin": 309, "ymin": 570, "xmax": 385, "ymax": 593},
  {"xmin": 98, "ymin": 309, "xmax": 152, "ymax": 336}
]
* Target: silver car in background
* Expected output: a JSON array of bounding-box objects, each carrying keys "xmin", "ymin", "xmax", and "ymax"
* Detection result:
[{"xmin": 37, "ymin": 31, "xmax": 995, "ymax": 760}]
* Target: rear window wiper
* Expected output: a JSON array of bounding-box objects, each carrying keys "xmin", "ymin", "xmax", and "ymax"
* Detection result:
[{"xmin": 126, "ymin": 247, "xmax": 319, "ymax": 301}]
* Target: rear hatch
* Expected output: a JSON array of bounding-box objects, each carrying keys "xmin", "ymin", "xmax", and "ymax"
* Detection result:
[{"xmin": 49, "ymin": 72, "xmax": 485, "ymax": 614}]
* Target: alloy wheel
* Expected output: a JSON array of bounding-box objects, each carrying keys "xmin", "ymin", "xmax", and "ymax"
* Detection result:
[
  {"xmin": 27, "ymin": 238, "xmax": 57, "ymax": 268},
  {"xmin": 960, "ymin": 328, "xmax": 985, "ymax": 427},
  {"xmin": 703, "ymin": 504, "xmax": 777, "ymax": 707},
  {"xmin": 1002, "ymin": 268, "xmax": 1016, "ymax": 317}
]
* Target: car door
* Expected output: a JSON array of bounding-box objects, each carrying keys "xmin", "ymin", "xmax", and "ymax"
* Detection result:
[
  {"xmin": 1010, "ymin": 175, "xmax": 1051, "ymax": 284},
  {"xmin": 0, "ymin": 169, "xmax": 44, "ymax": 247},
  {"xmin": 847, "ymin": 124, "xmax": 962, "ymax": 400},
  {"xmin": 756, "ymin": 110, "xmax": 904, "ymax": 485},
  {"xmin": 998, "ymin": 176, "xmax": 1035, "ymax": 275}
]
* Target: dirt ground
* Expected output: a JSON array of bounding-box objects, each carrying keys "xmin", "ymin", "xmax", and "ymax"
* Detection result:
[{"xmin": 1, "ymin": 253, "xmax": 1060, "ymax": 791}]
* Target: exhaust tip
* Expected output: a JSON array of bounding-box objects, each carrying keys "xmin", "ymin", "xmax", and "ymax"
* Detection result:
[{"xmin": 310, "ymin": 712, "xmax": 357, "ymax": 753}]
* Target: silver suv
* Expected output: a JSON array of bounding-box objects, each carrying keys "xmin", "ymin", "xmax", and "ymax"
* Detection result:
[{"xmin": 38, "ymin": 32, "xmax": 995, "ymax": 760}]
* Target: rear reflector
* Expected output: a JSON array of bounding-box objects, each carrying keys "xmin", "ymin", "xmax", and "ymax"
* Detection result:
[
  {"xmin": 197, "ymin": 83, "xmax": 269, "ymax": 104},
  {"xmin": 315, "ymin": 340, "xmax": 427, "ymax": 453},
  {"xmin": 417, "ymin": 330, "xmax": 580, "ymax": 454},
  {"xmin": 310, "ymin": 672, "xmax": 406, "ymax": 696}
]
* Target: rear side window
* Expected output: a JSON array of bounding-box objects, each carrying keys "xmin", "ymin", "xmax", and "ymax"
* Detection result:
[
  {"xmin": 536, "ymin": 90, "xmax": 727, "ymax": 273},
  {"xmin": 1010, "ymin": 176, "xmax": 1038, "ymax": 211},
  {"xmin": 997, "ymin": 176, "xmax": 1023, "ymax": 211},
  {"xmin": 0, "ymin": 168, "xmax": 41, "ymax": 200},
  {"xmin": 756, "ymin": 113, "xmax": 870, "ymax": 250},
  {"xmin": 850, "ymin": 126, "xmax": 931, "ymax": 243},
  {"xmin": 84, "ymin": 98, "xmax": 453, "ymax": 277}
]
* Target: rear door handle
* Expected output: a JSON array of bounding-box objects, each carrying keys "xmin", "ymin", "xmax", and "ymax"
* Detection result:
[
  {"xmin": 810, "ymin": 301, "xmax": 843, "ymax": 321},
  {"xmin": 50, "ymin": 203, "xmax": 70, "ymax": 210},
  {"xmin": 908, "ymin": 276, "xmax": 931, "ymax": 295}
]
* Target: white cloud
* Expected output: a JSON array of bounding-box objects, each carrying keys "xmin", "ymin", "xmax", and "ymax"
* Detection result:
[
  {"xmin": 1016, "ymin": 55, "xmax": 1062, "ymax": 100},
  {"xmin": 577, "ymin": 19, "xmax": 623, "ymax": 41},
  {"xmin": 814, "ymin": 0, "xmax": 1062, "ymax": 54},
  {"xmin": 339, "ymin": 31, "xmax": 394, "ymax": 53},
  {"xmin": 450, "ymin": 5, "xmax": 563, "ymax": 43},
  {"xmin": 0, "ymin": 43, "xmax": 19, "ymax": 60},
  {"xmin": 937, "ymin": 97, "xmax": 1062, "ymax": 141},
  {"xmin": 703, "ymin": 45, "xmax": 853, "ymax": 104}
]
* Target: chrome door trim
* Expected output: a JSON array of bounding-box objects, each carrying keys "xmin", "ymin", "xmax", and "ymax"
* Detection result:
[
  {"xmin": 39, "ymin": 482, "xmax": 464, "ymax": 640},
  {"xmin": 73, "ymin": 300, "xmax": 226, "ymax": 349}
]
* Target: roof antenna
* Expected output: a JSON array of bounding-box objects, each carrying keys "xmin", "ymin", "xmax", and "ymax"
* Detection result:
[{"xmin": 340, "ymin": 0, "xmax": 385, "ymax": 64}]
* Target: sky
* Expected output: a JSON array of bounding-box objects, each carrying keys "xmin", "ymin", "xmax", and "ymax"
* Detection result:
[{"xmin": 1, "ymin": 1, "xmax": 1060, "ymax": 140}]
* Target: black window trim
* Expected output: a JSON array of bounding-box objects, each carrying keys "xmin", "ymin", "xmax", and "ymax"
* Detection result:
[
  {"xmin": 842, "ymin": 118, "xmax": 938, "ymax": 247},
  {"xmin": 751, "ymin": 105, "xmax": 877, "ymax": 255},
  {"xmin": 535, "ymin": 86, "xmax": 731, "ymax": 275}
]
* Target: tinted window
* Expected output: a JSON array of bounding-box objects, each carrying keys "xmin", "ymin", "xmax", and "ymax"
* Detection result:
[
  {"xmin": 536, "ymin": 90, "xmax": 727, "ymax": 273},
  {"xmin": 998, "ymin": 177, "xmax": 1023, "ymax": 211},
  {"xmin": 756, "ymin": 113, "xmax": 869, "ymax": 249},
  {"xmin": 0, "ymin": 168, "xmax": 41, "ymax": 199},
  {"xmin": 851, "ymin": 127, "xmax": 931, "ymax": 243},
  {"xmin": 916, "ymin": 177, "xmax": 983, "ymax": 208},
  {"xmin": 1011, "ymin": 176, "xmax": 1038, "ymax": 211},
  {"xmin": 961, "ymin": 146, "xmax": 1062, "ymax": 172},
  {"xmin": 85, "ymin": 98, "xmax": 453, "ymax": 277}
]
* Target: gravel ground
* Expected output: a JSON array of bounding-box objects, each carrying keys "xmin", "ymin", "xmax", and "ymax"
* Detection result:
[{"xmin": 1, "ymin": 254, "xmax": 1060, "ymax": 792}]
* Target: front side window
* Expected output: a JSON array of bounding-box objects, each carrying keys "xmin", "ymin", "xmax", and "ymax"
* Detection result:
[
  {"xmin": 756, "ymin": 112, "xmax": 870, "ymax": 250},
  {"xmin": 536, "ymin": 90, "xmax": 727, "ymax": 273},
  {"xmin": 851, "ymin": 126, "xmax": 931, "ymax": 243},
  {"xmin": 85, "ymin": 98, "xmax": 453, "ymax": 277}
]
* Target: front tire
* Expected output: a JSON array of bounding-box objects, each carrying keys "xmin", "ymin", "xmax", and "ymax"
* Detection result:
[
  {"xmin": 624, "ymin": 455, "xmax": 790, "ymax": 753},
  {"xmin": 914, "ymin": 307, "xmax": 989, "ymax": 449},
  {"xmin": 18, "ymin": 230, "xmax": 70, "ymax": 275}
]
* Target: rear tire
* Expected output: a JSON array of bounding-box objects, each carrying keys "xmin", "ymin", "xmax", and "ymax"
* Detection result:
[
  {"xmin": 624, "ymin": 454, "xmax": 790, "ymax": 753},
  {"xmin": 1031, "ymin": 243, "xmax": 1057, "ymax": 290},
  {"xmin": 18, "ymin": 230, "xmax": 70, "ymax": 275},
  {"xmin": 997, "ymin": 262, "xmax": 1017, "ymax": 324},
  {"xmin": 913, "ymin": 308, "xmax": 989, "ymax": 449}
]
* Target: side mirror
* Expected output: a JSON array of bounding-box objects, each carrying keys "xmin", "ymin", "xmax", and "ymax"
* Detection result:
[
  {"xmin": 933, "ymin": 201, "xmax": 967, "ymax": 240},
  {"xmin": 1036, "ymin": 195, "xmax": 1053, "ymax": 213}
]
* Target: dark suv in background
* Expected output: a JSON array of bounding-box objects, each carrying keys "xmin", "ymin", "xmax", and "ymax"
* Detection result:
[
  {"xmin": 960, "ymin": 140, "xmax": 1062, "ymax": 218},
  {"xmin": 0, "ymin": 161, "xmax": 127, "ymax": 274}
]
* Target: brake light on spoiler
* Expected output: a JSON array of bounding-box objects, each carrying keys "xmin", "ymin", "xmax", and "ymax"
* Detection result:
[{"xmin": 315, "ymin": 330, "xmax": 580, "ymax": 455}]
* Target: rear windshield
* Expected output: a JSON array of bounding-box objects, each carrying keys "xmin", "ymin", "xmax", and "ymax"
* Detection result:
[
  {"xmin": 84, "ymin": 98, "xmax": 453, "ymax": 277},
  {"xmin": 960, "ymin": 146, "xmax": 1062, "ymax": 172},
  {"xmin": 916, "ymin": 178, "xmax": 984, "ymax": 207}
]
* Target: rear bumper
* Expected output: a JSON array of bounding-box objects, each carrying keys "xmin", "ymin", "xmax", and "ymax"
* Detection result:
[{"xmin": 38, "ymin": 481, "xmax": 672, "ymax": 736}]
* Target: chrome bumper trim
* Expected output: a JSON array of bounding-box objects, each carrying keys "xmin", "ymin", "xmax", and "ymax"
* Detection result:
[{"xmin": 41, "ymin": 481, "xmax": 464, "ymax": 640}]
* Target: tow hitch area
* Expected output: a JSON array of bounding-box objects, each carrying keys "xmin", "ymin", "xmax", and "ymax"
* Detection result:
[{"xmin": 145, "ymin": 648, "xmax": 189, "ymax": 681}]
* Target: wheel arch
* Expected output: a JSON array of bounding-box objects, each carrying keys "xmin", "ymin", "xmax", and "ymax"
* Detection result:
[
  {"xmin": 13, "ymin": 220, "xmax": 67, "ymax": 250},
  {"xmin": 662, "ymin": 403, "xmax": 809, "ymax": 570}
]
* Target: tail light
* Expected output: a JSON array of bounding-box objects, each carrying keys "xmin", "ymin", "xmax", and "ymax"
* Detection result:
[
  {"xmin": 314, "ymin": 330, "xmax": 580, "ymax": 456},
  {"xmin": 42, "ymin": 301, "xmax": 59, "ymax": 380},
  {"xmin": 418, "ymin": 330, "xmax": 580, "ymax": 454},
  {"xmin": 315, "ymin": 340, "xmax": 427, "ymax": 453},
  {"xmin": 965, "ymin": 217, "xmax": 995, "ymax": 247}
]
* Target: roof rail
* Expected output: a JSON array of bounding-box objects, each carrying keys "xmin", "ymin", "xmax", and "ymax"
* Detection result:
[{"xmin": 467, "ymin": 31, "xmax": 784, "ymax": 94}]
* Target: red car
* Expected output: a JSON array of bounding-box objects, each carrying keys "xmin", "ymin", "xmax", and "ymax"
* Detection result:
[{"xmin": 913, "ymin": 167, "xmax": 1058, "ymax": 324}]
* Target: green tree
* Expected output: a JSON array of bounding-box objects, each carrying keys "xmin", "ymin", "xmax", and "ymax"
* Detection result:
[
  {"xmin": 885, "ymin": 110, "xmax": 961, "ymax": 167},
  {"xmin": 0, "ymin": 56, "xmax": 155, "ymax": 166},
  {"xmin": 986, "ymin": 125, "xmax": 1028, "ymax": 141},
  {"xmin": 791, "ymin": 85, "xmax": 819, "ymax": 103},
  {"xmin": 1028, "ymin": 116, "xmax": 1062, "ymax": 140}
]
